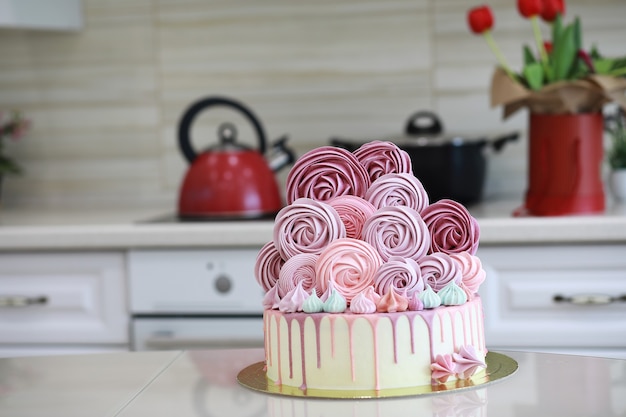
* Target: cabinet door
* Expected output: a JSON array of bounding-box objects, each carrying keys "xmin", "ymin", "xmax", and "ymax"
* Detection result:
[
  {"xmin": 0, "ymin": 252, "xmax": 128, "ymax": 344},
  {"xmin": 477, "ymin": 245, "xmax": 626, "ymax": 349}
]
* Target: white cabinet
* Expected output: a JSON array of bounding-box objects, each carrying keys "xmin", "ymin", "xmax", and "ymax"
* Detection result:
[
  {"xmin": 0, "ymin": 251, "xmax": 128, "ymax": 357},
  {"xmin": 478, "ymin": 244, "xmax": 626, "ymax": 359},
  {"xmin": 0, "ymin": 0, "xmax": 82, "ymax": 31}
]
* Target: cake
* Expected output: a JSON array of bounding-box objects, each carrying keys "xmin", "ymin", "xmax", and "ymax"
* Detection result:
[{"xmin": 254, "ymin": 141, "xmax": 488, "ymax": 392}]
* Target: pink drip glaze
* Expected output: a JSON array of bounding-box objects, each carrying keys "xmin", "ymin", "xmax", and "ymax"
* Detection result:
[
  {"xmin": 274, "ymin": 314, "xmax": 282, "ymax": 385},
  {"xmin": 264, "ymin": 298, "xmax": 483, "ymax": 390},
  {"xmin": 348, "ymin": 318, "xmax": 356, "ymax": 381}
]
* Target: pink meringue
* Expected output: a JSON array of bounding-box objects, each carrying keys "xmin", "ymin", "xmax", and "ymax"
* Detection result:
[
  {"xmin": 315, "ymin": 238, "xmax": 383, "ymax": 304},
  {"xmin": 431, "ymin": 354, "xmax": 458, "ymax": 384},
  {"xmin": 327, "ymin": 195, "xmax": 376, "ymax": 239},
  {"xmin": 450, "ymin": 252, "xmax": 486, "ymax": 300},
  {"xmin": 353, "ymin": 140, "xmax": 413, "ymax": 182},
  {"xmin": 285, "ymin": 146, "xmax": 371, "ymax": 204},
  {"xmin": 374, "ymin": 256, "xmax": 424, "ymax": 297},
  {"xmin": 277, "ymin": 253, "xmax": 319, "ymax": 298},
  {"xmin": 419, "ymin": 252, "xmax": 462, "ymax": 292},
  {"xmin": 453, "ymin": 345, "xmax": 486, "ymax": 379},
  {"xmin": 366, "ymin": 173, "xmax": 429, "ymax": 213},
  {"xmin": 254, "ymin": 241, "xmax": 284, "ymax": 292},
  {"xmin": 421, "ymin": 199, "xmax": 480, "ymax": 255},
  {"xmin": 273, "ymin": 197, "xmax": 346, "ymax": 259},
  {"xmin": 361, "ymin": 205, "xmax": 431, "ymax": 262}
]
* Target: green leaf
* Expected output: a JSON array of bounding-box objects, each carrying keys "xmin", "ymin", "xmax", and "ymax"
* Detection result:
[
  {"xmin": 572, "ymin": 17, "xmax": 582, "ymax": 51},
  {"xmin": 594, "ymin": 58, "xmax": 615, "ymax": 75},
  {"xmin": 523, "ymin": 44, "xmax": 537, "ymax": 66},
  {"xmin": 552, "ymin": 24, "xmax": 577, "ymax": 81},
  {"xmin": 523, "ymin": 62, "xmax": 544, "ymax": 90},
  {"xmin": 551, "ymin": 14, "xmax": 563, "ymax": 44}
]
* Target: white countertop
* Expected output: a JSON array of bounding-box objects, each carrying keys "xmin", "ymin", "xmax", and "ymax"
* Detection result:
[
  {"xmin": 0, "ymin": 199, "xmax": 625, "ymax": 250},
  {"xmin": 0, "ymin": 349, "xmax": 625, "ymax": 416}
]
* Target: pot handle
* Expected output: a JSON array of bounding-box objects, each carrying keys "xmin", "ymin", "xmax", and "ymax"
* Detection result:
[
  {"xmin": 405, "ymin": 111, "xmax": 444, "ymax": 136},
  {"xmin": 490, "ymin": 132, "xmax": 519, "ymax": 152},
  {"xmin": 178, "ymin": 96, "xmax": 267, "ymax": 164}
]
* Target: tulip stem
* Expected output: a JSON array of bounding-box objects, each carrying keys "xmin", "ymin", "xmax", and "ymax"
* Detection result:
[
  {"xmin": 531, "ymin": 16, "xmax": 549, "ymax": 64},
  {"xmin": 482, "ymin": 30, "xmax": 518, "ymax": 83}
]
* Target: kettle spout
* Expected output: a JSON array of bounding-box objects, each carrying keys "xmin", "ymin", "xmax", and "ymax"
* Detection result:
[{"xmin": 268, "ymin": 135, "xmax": 296, "ymax": 172}]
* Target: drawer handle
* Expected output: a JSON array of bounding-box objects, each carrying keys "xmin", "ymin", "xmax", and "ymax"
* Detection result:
[
  {"xmin": 553, "ymin": 294, "xmax": 626, "ymax": 306},
  {"xmin": 0, "ymin": 295, "xmax": 48, "ymax": 308}
]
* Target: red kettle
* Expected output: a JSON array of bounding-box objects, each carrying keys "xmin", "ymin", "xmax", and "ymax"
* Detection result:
[{"xmin": 177, "ymin": 96, "xmax": 295, "ymax": 219}]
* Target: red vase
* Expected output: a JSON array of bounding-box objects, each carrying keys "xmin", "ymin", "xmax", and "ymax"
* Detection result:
[{"xmin": 524, "ymin": 112, "xmax": 605, "ymax": 216}]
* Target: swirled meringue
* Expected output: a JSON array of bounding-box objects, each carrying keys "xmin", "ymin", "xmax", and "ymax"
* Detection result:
[
  {"xmin": 327, "ymin": 195, "xmax": 376, "ymax": 239},
  {"xmin": 431, "ymin": 354, "xmax": 457, "ymax": 384},
  {"xmin": 365, "ymin": 173, "xmax": 429, "ymax": 213},
  {"xmin": 278, "ymin": 281, "xmax": 309, "ymax": 313},
  {"xmin": 349, "ymin": 290, "xmax": 377, "ymax": 314},
  {"xmin": 285, "ymin": 146, "xmax": 371, "ymax": 204},
  {"xmin": 262, "ymin": 285, "xmax": 281, "ymax": 310},
  {"xmin": 419, "ymin": 285, "xmax": 441, "ymax": 309},
  {"xmin": 315, "ymin": 238, "xmax": 383, "ymax": 304},
  {"xmin": 407, "ymin": 292, "xmax": 424, "ymax": 311},
  {"xmin": 323, "ymin": 287, "xmax": 347, "ymax": 313},
  {"xmin": 374, "ymin": 256, "xmax": 424, "ymax": 297},
  {"xmin": 273, "ymin": 198, "xmax": 346, "ymax": 259},
  {"xmin": 421, "ymin": 199, "xmax": 480, "ymax": 255},
  {"xmin": 453, "ymin": 345, "xmax": 486, "ymax": 379},
  {"xmin": 438, "ymin": 281, "xmax": 468, "ymax": 306},
  {"xmin": 254, "ymin": 241, "xmax": 284, "ymax": 292},
  {"xmin": 361, "ymin": 205, "xmax": 431, "ymax": 262},
  {"xmin": 277, "ymin": 253, "xmax": 319, "ymax": 298},
  {"xmin": 353, "ymin": 140, "xmax": 413, "ymax": 182},
  {"xmin": 376, "ymin": 288, "xmax": 409, "ymax": 313},
  {"xmin": 450, "ymin": 252, "xmax": 486, "ymax": 300},
  {"xmin": 302, "ymin": 290, "xmax": 324, "ymax": 313},
  {"xmin": 419, "ymin": 252, "xmax": 462, "ymax": 292}
]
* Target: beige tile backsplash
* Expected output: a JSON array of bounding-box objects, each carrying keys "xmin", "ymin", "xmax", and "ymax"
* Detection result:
[{"xmin": 0, "ymin": 0, "xmax": 624, "ymax": 211}]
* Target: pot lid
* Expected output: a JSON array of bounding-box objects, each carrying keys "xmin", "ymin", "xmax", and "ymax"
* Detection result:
[{"xmin": 387, "ymin": 111, "xmax": 487, "ymax": 147}]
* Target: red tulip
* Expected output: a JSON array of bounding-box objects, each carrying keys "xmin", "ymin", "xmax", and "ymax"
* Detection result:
[
  {"xmin": 543, "ymin": 41, "xmax": 553, "ymax": 54},
  {"xmin": 467, "ymin": 5, "xmax": 494, "ymax": 34},
  {"xmin": 517, "ymin": 0, "xmax": 543, "ymax": 18},
  {"xmin": 540, "ymin": 0, "xmax": 565, "ymax": 22},
  {"xmin": 467, "ymin": 5, "xmax": 517, "ymax": 83}
]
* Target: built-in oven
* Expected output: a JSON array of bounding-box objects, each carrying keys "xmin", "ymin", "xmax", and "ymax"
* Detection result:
[{"xmin": 127, "ymin": 248, "xmax": 265, "ymax": 351}]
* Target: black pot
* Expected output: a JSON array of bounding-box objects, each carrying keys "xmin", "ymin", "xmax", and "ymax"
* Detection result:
[{"xmin": 330, "ymin": 111, "xmax": 518, "ymax": 206}]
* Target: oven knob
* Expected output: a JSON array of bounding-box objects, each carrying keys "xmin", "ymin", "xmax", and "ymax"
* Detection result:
[{"xmin": 214, "ymin": 275, "xmax": 232, "ymax": 294}]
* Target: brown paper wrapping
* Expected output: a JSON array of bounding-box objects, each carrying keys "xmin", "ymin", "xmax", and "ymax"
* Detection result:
[{"xmin": 490, "ymin": 67, "xmax": 626, "ymax": 118}]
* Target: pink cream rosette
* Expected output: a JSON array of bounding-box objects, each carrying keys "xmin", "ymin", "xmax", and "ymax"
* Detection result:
[
  {"xmin": 450, "ymin": 252, "xmax": 486, "ymax": 300},
  {"xmin": 365, "ymin": 173, "xmax": 429, "ymax": 213},
  {"xmin": 254, "ymin": 241, "xmax": 285, "ymax": 292},
  {"xmin": 361, "ymin": 205, "xmax": 431, "ymax": 262},
  {"xmin": 273, "ymin": 198, "xmax": 346, "ymax": 260},
  {"xmin": 374, "ymin": 256, "xmax": 424, "ymax": 297},
  {"xmin": 353, "ymin": 140, "xmax": 413, "ymax": 182},
  {"xmin": 327, "ymin": 195, "xmax": 376, "ymax": 239},
  {"xmin": 420, "ymin": 199, "xmax": 480, "ymax": 255},
  {"xmin": 277, "ymin": 253, "xmax": 319, "ymax": 298},
  {"xmin": 419, "ymin": 252, "xmax": 462, "ymax": 292},
  {"xmin": 285, "ymin": 146, "xmax": 371, "ymax": 204},
  {"xmin": 315, "ymin": 238, "xmax": 383, "ymax": 304}
]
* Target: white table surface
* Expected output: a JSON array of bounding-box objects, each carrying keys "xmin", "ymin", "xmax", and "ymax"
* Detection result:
[{"xmin": 0, "ymin": 349, "xmax": 624, "ymax": 417}]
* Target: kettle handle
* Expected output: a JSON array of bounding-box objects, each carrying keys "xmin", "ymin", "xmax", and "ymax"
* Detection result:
[{"xmin": 178, "ymin": 96, "xmax": 267, "ymax": 163}]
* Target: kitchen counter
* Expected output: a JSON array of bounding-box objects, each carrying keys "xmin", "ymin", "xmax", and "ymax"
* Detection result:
[
  {"xmin": 0, "ymin": 200, "xmax": 625, "ymax": 250},
  {"xmin": 0, "ymin": 348, "xmax": 625, "ymax": 416}
]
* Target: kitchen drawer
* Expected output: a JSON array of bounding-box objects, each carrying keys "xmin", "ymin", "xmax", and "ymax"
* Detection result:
[
  {"xmin": 128, "ymin": 249, "xmax": 264, "ymax": 314},
  {"xmin": 477, "ymin": 244, "xmax": 626, "ymax": 348},
  {"xmin": 0, "ymin": 252, "xmax": 128, "ymax": 344}
]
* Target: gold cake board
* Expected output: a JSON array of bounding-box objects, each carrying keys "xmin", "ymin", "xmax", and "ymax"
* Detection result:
[{"xmin": 237, "ymin": 351, "xmax": 518, "ymax": 399}]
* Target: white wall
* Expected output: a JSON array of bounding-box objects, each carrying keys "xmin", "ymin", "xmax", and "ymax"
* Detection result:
[{"xmin": 0, "ymin": 0, "xmax": 624, "ymax": 211}]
